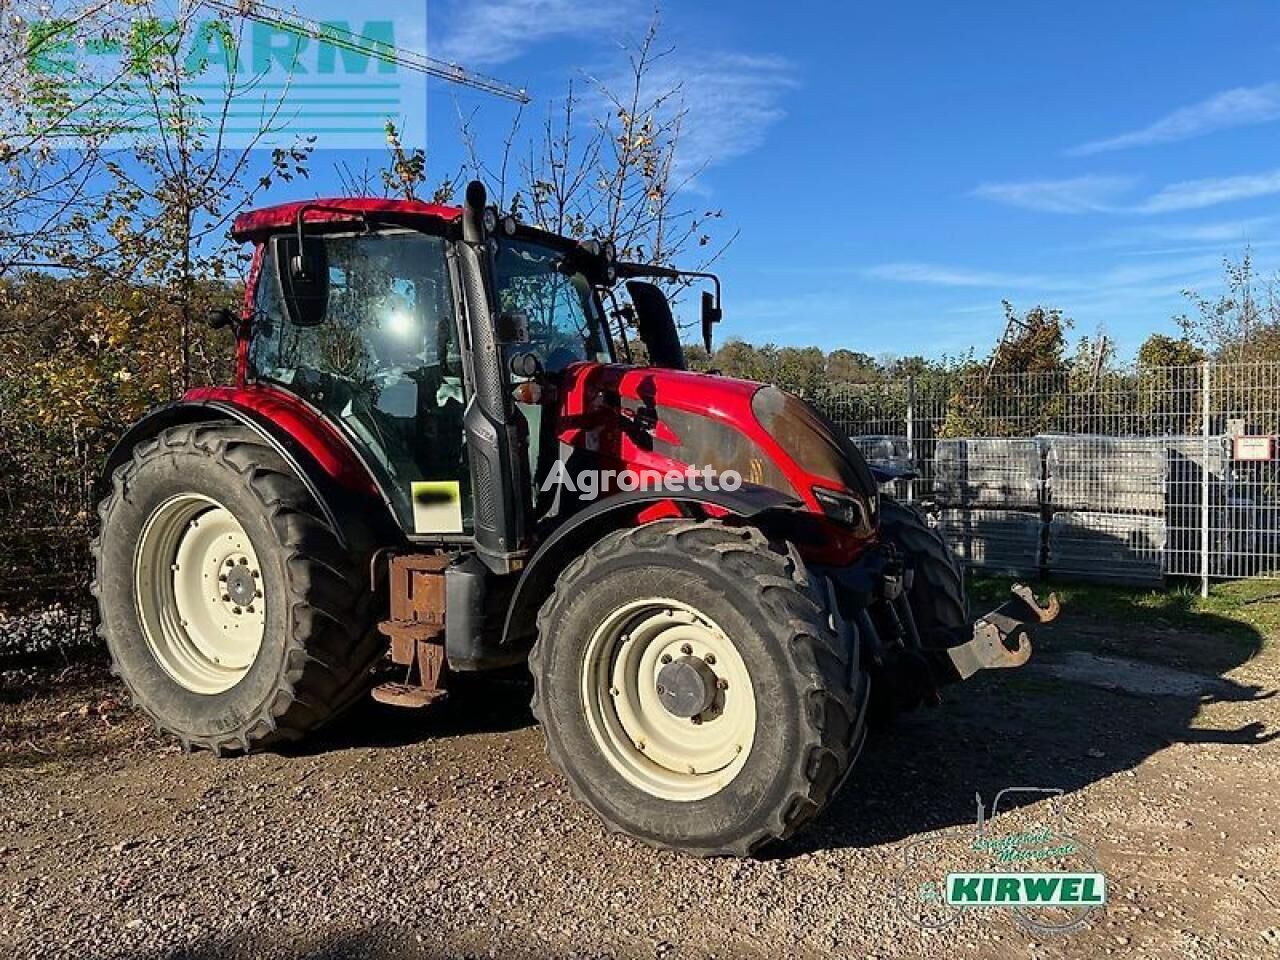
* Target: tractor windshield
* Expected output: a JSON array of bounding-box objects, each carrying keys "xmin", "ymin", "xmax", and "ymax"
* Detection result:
[{"xmin": 493, "ymin": 237, "xmax": 612, "ymax": 372}]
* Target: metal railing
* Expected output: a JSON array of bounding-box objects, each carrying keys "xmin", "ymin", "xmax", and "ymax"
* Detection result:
[{"xmin": 816, "ymin": 362, "xmax": 1280, "ymax": 593}]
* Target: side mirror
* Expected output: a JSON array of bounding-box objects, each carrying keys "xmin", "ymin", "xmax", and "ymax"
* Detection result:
[
  {"xmin": 700, "ymin": 290, "xmax": 722, "ymax": 353},
  {"xmin": 496, "ymin": 310, "xmax": 530, "ymax": 345},
  {"xmin": 208, "ymin": 306, "xmax": 238, "ymax": 331},
  {"xmin": 271, "ymin": 234, "xmax": 329, "ymax": 328}
]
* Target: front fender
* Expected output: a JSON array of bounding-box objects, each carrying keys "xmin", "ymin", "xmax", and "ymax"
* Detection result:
[{"xmin": 500, "ymin": 484, "xmax": 802, "ymax": 651}]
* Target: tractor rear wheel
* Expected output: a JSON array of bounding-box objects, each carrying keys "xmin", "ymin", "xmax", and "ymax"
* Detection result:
[
  {"xmin": 531, "ymin": 519, "xmax": 869, "ymax": 856},
  {"xmin": 92, "ymin": 422, "xmax": 381, "ymax": 753}
]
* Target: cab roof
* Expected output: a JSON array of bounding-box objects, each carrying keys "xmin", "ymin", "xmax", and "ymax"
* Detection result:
[{"xmin": 231, "ymin": 198, "xmax": 463, "ymax": 241}]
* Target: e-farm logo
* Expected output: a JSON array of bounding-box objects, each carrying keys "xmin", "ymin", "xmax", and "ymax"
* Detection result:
[
  {"xmin": 23, "ymin": 3, "xmax": 426, "ymax": 149},
  {"xmin": 946, "ymin": 872, "xmax": 1107, "ymax": 908}
]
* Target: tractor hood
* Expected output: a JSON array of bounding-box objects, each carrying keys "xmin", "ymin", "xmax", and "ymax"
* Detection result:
[{"xmin": 554, "ymin": 363, "xmax": 879, "ymax": 536}]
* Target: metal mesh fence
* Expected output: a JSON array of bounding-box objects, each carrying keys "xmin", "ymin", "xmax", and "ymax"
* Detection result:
[{"xmin": 817, "ymin": 362, "xmax": 1280, "ymax": 590}]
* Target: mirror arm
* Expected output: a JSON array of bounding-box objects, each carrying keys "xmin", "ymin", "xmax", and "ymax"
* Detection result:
[{"xmin": 291, "ymin": 204, "xmax": 369, "ymax": 278}]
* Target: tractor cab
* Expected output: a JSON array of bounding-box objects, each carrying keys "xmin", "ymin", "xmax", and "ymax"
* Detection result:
[
  {"xmin": 227, "ymin": 185, "xmax": 728, "ymax": 573},
  {"xmin": 242, "ymin": 207, "xmax": 616, "ymax": 542}
]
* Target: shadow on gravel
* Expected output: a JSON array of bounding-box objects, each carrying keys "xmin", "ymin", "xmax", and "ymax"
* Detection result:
[
  {"xmin": 139, "ymin": 923, "xmax": 552, "ymax": 960},
  {"xmin": 778, "ymin": 592, "xmax": 1278, "ymax": 856},
  {"xmin": 284, "ymin": 668, "xmax": 537, "ymax": 757}
]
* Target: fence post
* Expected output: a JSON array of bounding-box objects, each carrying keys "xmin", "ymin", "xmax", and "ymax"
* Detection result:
[
  {"xmin": 905, "ymin": 376, "xmax": 916, "ymax": 503},
  {"xmin": 1201, "ymin": 360, "xmax": 1211, "ymax": 598}
]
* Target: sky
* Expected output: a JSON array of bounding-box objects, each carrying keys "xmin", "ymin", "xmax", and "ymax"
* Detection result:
[{"xmin": 238, "ymin": 0, "xmax": 1280, "ymax": 361}]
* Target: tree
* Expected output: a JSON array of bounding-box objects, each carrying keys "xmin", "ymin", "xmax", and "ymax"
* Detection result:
[
  {"xmin": 515, "ymin": 15, "xmax": 728, "ymax": 271},
  {"xmin": 1178, "ymin": 248, "xmax": 1280, "ymax": 363},
  {"xmin": 774, "ymin": 346, "xmax": 826, "ymax": 397},
  {"xmin": 825, "ymin": 349, "xmax": 882, "ymax": 385},
  {"xmin": 940, "ymin": 302, "xmax": 1072, "ymax": 437},
  {"xmin": 0, "ymin": 3, "xmax": 311, "ymax": 600},
  {"xmin": 1137, "ymin": 334, "xmax": 1204, "ymax": 369},
  {"xmin": 989, "ymin": 301, "xmax": 1071, "ymax": 375}
]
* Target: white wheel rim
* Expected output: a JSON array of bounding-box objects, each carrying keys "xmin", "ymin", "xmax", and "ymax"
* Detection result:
[
  {"xmin": 133, "ymin": 494, "xmax": 266, "ymax": 694},
  {"xmin": 580, "ymin": 598, "xmax": 756, "ymax": 802}
]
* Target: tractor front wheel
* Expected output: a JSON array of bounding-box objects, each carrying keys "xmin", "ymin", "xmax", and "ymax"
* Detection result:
[
  {"xmin": 879, "ymin": 497, "xmax": 967, "ymax": 642},
  {"xmin": 531, "ymin": 519, "xmax": 869, "ymax": 856},
  {"xmin": 93, "ymin": 422, "xmax": 381, "ymax": 753}
]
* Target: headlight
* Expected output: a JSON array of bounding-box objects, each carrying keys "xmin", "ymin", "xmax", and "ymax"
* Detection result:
[
  {"xmin": 813, "ymin": 487, "xmax": 872, "ymax": 529},
  {"xmin": 751, "ymin": 386, "xmax": 877, "ymax": 496}
]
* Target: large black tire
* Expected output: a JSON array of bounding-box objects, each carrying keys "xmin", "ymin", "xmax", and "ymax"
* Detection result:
[
  {"xmin": 879, "ymin": 497, "xmax": 967, "ymax": 642},
  {"xmin": 530, "ymin": 519, "xmax": 869, "ymax": 857},
  {"xmin": 92, "ymin": 422, "xmax": 382, "ymax": 753}
]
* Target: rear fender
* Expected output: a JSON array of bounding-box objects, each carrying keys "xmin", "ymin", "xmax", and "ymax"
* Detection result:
[
  {"xmin": 500, "ymin": 485, "xmax": 801, "ymax": 652},
  {"xmin": 102, "ymin": 395, "xmax": 392, "ymax": 550}
]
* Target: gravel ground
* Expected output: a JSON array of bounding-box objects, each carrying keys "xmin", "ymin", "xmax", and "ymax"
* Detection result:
[{"xmin": 2, "ymin": 602, "xmax": 1279, "ymax": 960}]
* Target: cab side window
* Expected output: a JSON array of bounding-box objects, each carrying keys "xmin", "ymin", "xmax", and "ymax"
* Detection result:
[{"xmin": 249, "ymin": 231, "xmax": 470, "ymax": 535}]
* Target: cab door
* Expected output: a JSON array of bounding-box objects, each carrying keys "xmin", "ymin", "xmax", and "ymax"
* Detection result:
[{"xmin": 249, "ymin": 229, "xmax": 472, "ymax": 538}]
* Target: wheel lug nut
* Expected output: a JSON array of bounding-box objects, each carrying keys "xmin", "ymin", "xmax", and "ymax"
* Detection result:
[
  {"xmin": 656, "ymin": 685, "xmax": 666, "ymax": 696},
  {"xmin": 246, "ymin": 605, "xmax": 255, "ymax": 614},
  {"xmin": 255, "ymin": 590, "xmax": 263, "ymax": 599},
  {"xmin": 716, "ymin": 678, "xmax": 728, "ymax": 690},
  {"xmin": 691, "ymin": 715, "xmax": 702, "ymax": 725},
  {"xmin": 219, "ymin": 574, "xmax": 227, "ymax": 582},
  {"xmin": 221, "ymin": 594, "xmax": 231, "ymax": 602},
  {"xmin": 660, "ymin": 654, "xmax": 672, "ymax": 664},
  {"xmin": 225, "ymin": 559, "xmax": 235, "ymax": 568},
  {"xmin": 704, "ymin": 653, "xmax": 716, "ymax": 665},
  {"xmin": 251, "ymin": 570, "xmax": 260, "ymax": 579},
  {"xmin": 233, "ymin": 607, "xmax": 242, "ymax": 615},
  {"xmin": 680, "ymin": 643, "xmax": 692, "ymax": 656},
  {"xmin": 239, "ymin": 558, "xmax": 248, "ymax": 566}
]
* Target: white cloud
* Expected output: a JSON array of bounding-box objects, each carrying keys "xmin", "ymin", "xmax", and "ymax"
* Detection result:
[
  {"xmin": 1100, "ymin": 216, "xmax": 1277, "ymax": 247},
  {"xmin": 1069, "ymin": 83, "xmax": 1280, "ymax": 156},
  {"xmin": 1136, "ymin": 169, "xmax": 1280, "ymax": 214},
  {"xmin": 534, "ymin": 48, "xmax": 799, "ymax": 187},
  {"xmin": 432, "ymin": 0, "xmax": 638, "ymax": 68},
  {"xmin": 863, "ymin": 262, "xmax": 1052, "ymax": 289},
  {"xmin": 970, "ymin": 175, "xmax": 1136, "ymax": 213},
  {"xmin": 433, "ymin": 5, "xmax": 794, "ymax": 176},
  {"xmin": 973, "ymin": 170, "xmax": 1280, "ymax": 217},
  {"xmin": 1093, "ymin": 253, "xmax": 1225, "ymax": 288},
  {"xmin": 865, "ymin": 253, "xmax": 1227, "ymax": 299},
  {"xmin": 610, "ymin": 51, "xmax": 798, "ymax": 178}
]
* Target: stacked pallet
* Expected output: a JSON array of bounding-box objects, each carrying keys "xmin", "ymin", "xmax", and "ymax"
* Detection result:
[
  {"xmin": 848, "ymin": 435, "xmax": 913, "ymax": 499},
  {"xmin": 933, "ymin": 438, "xmax": 1043, "ymax": 574},
  {"xmin": 1041, "ymin": 435, "xmax": 1226, "ymax": 583},
  {"xmin": 1164, "ymin": 436, "xmax": 1227, "ymax": 577},
  {"xmin": 848, "ymin": 431, "xmax": 1232, "ymax": 586},
  {"xmin": 935, "ymin": 509, "xmax": 1044, "ymax": 574},
  {"xmin": 1045, "ymin": 511, "xmax": 1166, "ymax": 586}
]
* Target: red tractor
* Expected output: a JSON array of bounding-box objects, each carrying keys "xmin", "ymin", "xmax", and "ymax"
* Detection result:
[{"xmin": 94, "ymin": 182, "xmax": 1056, "ymax": 856}]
